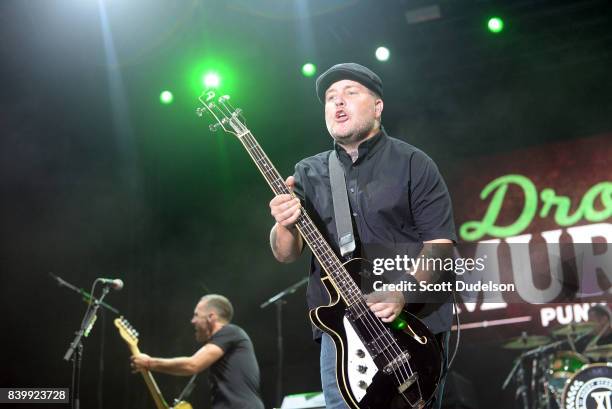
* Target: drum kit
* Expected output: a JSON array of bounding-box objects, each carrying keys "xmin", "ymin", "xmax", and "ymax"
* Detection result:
[{"xmin": 502, "ymin": 322, "xmax": 612, "ymax": 409}]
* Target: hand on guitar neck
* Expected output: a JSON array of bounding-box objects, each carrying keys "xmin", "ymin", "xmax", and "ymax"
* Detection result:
[
  {"xmin": 269, "ymin": 175, "xmax": 303, "ymax": 263},
  {"xmin": 114, "ymin": 317, "xmax": 193, "ymax": 409},
  {"xmin": 131, "ymin": 353, "xmax": 153, "ymax": 372}
]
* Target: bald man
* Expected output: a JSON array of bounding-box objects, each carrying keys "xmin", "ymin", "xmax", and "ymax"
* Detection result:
[{"xmin": 131, "ymin": 295, "xmax": 264, "ymax": 409}]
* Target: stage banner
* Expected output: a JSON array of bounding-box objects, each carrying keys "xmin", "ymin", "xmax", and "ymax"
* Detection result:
[{"xmin": 447, "ymin": 134, "xmax": 611, "ymax": 339}]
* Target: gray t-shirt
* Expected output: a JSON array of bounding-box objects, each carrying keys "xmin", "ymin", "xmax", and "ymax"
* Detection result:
[{"xmin": 208, "ymin": 324, "xmax": 264, "ymax": 409}]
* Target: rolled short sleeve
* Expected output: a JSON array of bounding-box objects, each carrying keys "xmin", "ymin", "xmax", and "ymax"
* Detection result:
[
  {"xmin": 293, "ymin": 161, "xmax": 317, "ymax": 217},
  {"xmin": 409, "ymin": 151, "xmax": 457, "ymax": 242},
  {"xmin": 292, "ymin": 163, "xmax": 306, "ymax": 203}
]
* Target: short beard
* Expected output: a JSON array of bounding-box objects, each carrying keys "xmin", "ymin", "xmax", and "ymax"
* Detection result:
[{"xmin": 331, "ymin": 121, "xmax": 378, "ymax": 147}]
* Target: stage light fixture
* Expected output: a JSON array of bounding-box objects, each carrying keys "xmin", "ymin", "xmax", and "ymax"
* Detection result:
[
  {"xmin": 203, "ymin": 72, "xmax": 221, "ymax": 88},
  {"xmin": 160, "ymin": 90, "xmax": 173, "ymax": 104},
  {"xmin": 302, "ymin": 63, "xmax": 317, "ymax": 77},
  {"xmin": 375, "ymin": 46, "xmax": 390, "ymax": 62},
  {"xmin": 487, "ymin": 17, "xmax": 504, "ymax": 33}
]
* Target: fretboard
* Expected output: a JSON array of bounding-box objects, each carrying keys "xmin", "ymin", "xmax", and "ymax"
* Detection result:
[
  {"xmin": 128, "ymin": 344, "xmax": 168, "ymax": 409},
  {"xmin": 238, "ymin": 131, "xmax": 364, "ymax": 306}
]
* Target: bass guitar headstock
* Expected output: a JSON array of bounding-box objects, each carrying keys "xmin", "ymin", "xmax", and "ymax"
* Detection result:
[{"xmin": 196, "ymin": 90, "xmax": 249, "ymax": 138}]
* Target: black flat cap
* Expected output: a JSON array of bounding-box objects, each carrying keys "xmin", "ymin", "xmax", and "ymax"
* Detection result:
[{"xmin": 315, "ymin": 62, "xmax": 383, "ymax": 103}]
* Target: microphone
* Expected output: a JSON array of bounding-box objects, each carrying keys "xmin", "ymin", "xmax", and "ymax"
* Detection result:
[{"xmin": 98, "ymin": 278, "xmax": 124, "ymax": 290}]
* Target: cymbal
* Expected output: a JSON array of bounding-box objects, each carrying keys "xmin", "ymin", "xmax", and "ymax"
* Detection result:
[
  {"xmin": 503, "ymin": 335, "xmax": 551, "ymax": 349},
  {"xmin": 551, "ymin": 322, "xmax": 595, "ymax": 337},
  {"xmin": 584, "ymin": 344, "xmax": 612, "ymax": 360}
]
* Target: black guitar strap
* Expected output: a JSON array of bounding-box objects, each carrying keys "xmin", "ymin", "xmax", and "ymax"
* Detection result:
[
  {"xmin": 175, "ymin": 373, "xmax": 197, "ymax": 404},
  {"xmin": 328, "ymin": 151, "xmax": 355, "ymax": 259}
]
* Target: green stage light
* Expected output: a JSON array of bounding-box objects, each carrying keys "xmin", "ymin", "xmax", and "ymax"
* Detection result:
[
  {"xmin": 302, "ymin": 63, "xmax": 317, "ymax": 77},
  {"xmin": 160, "ymin": 90, "xmax": 173, "ymax": 104},
  {"xmin": 488, "ymin": 17, "xmax": 504, "ymax": 34},
  {"xmin": 375, "ymin": 46, "xmax": 390, "ymax": 62},
  {"xmin": 203, "ymin": 72, "xmax": 221, "ymax": 88}
]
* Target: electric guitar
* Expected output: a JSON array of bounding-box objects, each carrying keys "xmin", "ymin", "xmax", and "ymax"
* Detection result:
[
  {"xmin": 196, "ymin": 91, "xmax": 443, "ymax": 409},
  {"xmin": 114, "ymin": 317, "xmax": 193, "ymax": 409}
]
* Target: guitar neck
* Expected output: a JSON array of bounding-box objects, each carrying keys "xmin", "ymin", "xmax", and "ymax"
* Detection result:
[
  {"xmin": 127, "ymin": 344, "xmax": 169, "ymax": 409},
  {"xmin": 237, "ymin": 131, "xmax": 363, "ymax": 306}
]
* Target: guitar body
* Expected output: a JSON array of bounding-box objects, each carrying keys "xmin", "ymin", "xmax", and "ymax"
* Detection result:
[
  {"xmin": 310, "ymin": 259, "xmax": 443, "ymax": 409},
  {"xmin": 171, "ymin": 401, "xmax": 193, "ymax": 409}
]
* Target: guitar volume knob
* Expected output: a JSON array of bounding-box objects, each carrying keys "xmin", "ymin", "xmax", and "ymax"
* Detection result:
[
  {"xmin": 356, "ymin": 349, "xmax": 365, "ymax": 358},
  {"xmin": 357, "ymin": 365, "xmax": 367, "ymax": 373},
  {"xmin": 358, "ymin": 380, "xmax": 368, "ymax": 389}
]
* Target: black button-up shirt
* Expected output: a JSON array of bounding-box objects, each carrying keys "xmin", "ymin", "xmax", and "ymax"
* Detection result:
[{"xmin": 293, "ymin": 130, "xmax": 457, "ymax": 339}]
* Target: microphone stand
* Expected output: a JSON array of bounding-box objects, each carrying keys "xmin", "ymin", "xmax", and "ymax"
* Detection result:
[
  {"xmin": 61, "ymin": 278, "xmax": 116, "ymax": 409},
  {"xmin": 260, "ymin": 277, "xmax": 308, "ymax": 408}
]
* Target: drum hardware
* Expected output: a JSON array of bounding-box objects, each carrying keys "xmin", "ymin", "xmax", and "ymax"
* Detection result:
[
  {"xmin": 583, "ymin": 345, "xmax": 612, "ymax": 361},
  {"xmin": 531, "ymin": 355, "xmax": 537, "ymax": 409},
  {"xmin": 551, "ymin": 323, "xmax": 595, "ymax": 338},
  {"xmin": 503, "ymin": 337, "xmax": 562, "ymax": 409},
  {"xmin": 501, "ymin": 330, "xmax": 598, "ymax": 409},
  {"xmin": 503, "ymin": 356, "xmax": 531, "ymax": 409},
  {"xmin": 503, "ymin": 333, "xmax": 552, "ymax": 350}
]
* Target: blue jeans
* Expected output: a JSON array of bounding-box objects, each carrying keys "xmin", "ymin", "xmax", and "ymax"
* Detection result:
[
  {"xmin": 320, "ymin": 333, "xmax": 351, "ymax": 409},
  {"xmin": 320, "ymin": 332, "xmax": 449, "ymax": 409}
]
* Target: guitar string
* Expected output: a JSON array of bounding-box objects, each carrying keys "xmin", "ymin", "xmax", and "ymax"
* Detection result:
[
  {"xmin": 284, "ymin": 189, "xmax": 415, "ymax": 393},
  {"xmin": 239, "ymin": 132, "xmax": 417, "ymax": 392},
  {"xmin": 288, "ymin": 178, "xmax": 423, "ymax": 403},
  {"xmin": 292, "ymin": 220, "xmax": 413, "ymax": 386},
  {"xmin": 292, "ymin": 216, "xmax": 409, "ymax": 387}
]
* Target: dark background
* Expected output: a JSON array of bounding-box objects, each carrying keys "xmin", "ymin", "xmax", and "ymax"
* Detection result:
[{"xmin": 1, "ymin": 0, "xmax": 611, "ymax": 408}]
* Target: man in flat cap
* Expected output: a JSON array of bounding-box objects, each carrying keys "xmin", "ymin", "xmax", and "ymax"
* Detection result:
[{"xmin": 268, "ymin": 63, "xmax": 456, "ymax": 408}]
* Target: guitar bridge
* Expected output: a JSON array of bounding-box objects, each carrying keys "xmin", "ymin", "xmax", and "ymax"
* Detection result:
[
  {"xmin": 397, "ymin": 373, "xmax": 418, "ymax": 393},
  {"xmin": 411, "ymin": 398, "xmax": 426, "ymax": 409}
]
